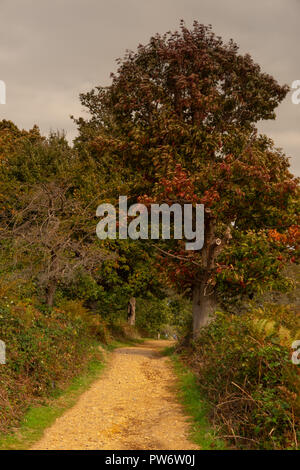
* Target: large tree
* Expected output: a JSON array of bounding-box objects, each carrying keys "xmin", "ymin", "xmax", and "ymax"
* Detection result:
[{"xmin": 75, "ymin": 22, "xmax": 299, "ymax": 337}]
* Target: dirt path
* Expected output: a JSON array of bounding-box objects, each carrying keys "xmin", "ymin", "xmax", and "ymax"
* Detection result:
[{"xmin": 31, "ymin": 340, "xmax": 199, "ymax": 450}]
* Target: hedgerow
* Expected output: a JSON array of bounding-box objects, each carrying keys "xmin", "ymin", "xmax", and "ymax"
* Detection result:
[
  {"xmin": 0, "ymin": 299, "xmax": 103, "ymax": 433},
  {"xmin": 185, "ymin": 305, "xmax": 300, "ymax": 449}
]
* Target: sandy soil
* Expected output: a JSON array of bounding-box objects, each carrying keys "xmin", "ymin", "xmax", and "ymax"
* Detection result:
[{"xmin": 31, "ymin": 340, "xmax": 199, "ymax": 450}]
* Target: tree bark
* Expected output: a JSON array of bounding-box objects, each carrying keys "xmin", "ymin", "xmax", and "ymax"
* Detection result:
[
  {"xmin": 192, "ymin": 280, "xmax": 217, "ymax": 339},
  {"xmin": 127, "ymin": 297, "xmax": 136, "ymax": 326},
  {"xmin": 46, "ymin": 282, "xmax": 56, "ymax": 307}
]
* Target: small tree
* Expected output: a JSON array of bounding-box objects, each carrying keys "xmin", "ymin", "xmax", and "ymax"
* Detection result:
[{"xmin": 11, "ymin": 181, "xmax": 106, "ymax": 306}]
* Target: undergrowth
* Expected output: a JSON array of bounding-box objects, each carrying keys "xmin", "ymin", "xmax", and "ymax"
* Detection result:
[{"xmin": 183, "ymin": 304, "xmax": 300, "ymax": 450}]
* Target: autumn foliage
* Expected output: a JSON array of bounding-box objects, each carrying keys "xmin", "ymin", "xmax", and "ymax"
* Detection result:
[{"xmin": 76, "ymin": 21, "xmax": 299, "ymax": 335}]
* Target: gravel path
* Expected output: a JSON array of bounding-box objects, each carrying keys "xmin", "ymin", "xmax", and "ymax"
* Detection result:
[{"xmin": 31, "ymin": 340, "xmax": 199, "ymax": 450}]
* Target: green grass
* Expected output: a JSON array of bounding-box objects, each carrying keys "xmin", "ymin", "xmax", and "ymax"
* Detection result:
[
  {"xmin": 0, "ymin": 349, "xmax": 106, "ymax": 450},
  {"xmin": 169, "ymin": 352, "xmax": 227, "ymax": 450}
]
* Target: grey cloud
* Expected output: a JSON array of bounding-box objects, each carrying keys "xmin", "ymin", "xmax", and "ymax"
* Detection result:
[{"xmin": 0, "ymin": 0, "xmax": 299, "ymax": 174}]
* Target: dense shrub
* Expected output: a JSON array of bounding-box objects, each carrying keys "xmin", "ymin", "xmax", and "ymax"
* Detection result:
[
  {"xmin": 0, "ymin": 300, "xmax": 102, "ymax": 433},
  {"xmin": 135, "ymin": 298, "xmax": 170, "ymax": 337},
  {"xmin": 57, "ymin": 299, "xmax": 111, "ymax": 344},
  {"xmin": 135, "ymin": 296, "xmax": 192, "ymax": 338},
  {"xmin": 186, "ymin": 305, "xmax": 300, "ymax": 449}
]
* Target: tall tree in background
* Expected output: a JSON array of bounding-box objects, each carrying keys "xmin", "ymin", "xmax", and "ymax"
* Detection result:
[
  {"xmin": 75, "ymin": 22, "xmax": 299, "ymax": 336},
  {"xmin": 94, "ymin": 238, "xmax": 165, "ymax": 323}
]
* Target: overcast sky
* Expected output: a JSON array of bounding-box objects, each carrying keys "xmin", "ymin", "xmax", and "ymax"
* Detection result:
[{"xmin": 1, "ymin": 0, "xmax": 299, "ymax": 175}]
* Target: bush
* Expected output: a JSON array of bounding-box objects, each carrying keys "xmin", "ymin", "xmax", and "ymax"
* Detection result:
[
  {"xmin": 186, "ymin": 305, "xmax": 300, "ymax": 449},
  {"xmin": 0, "ymin": 299, "xmax": 102, "ymax": 433},
  {"xmin": 57, "ymin": 299, "xmax": 111, "ymax": 344},
  {"xmin": 135, "ymin": 298, "xmax": 170, "ymax": 336},
  {"xmin": 106, "ymin": 317, "xmax": 141, "ymax": 341}
]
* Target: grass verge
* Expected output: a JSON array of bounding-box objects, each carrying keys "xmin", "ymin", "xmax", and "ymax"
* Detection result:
[
  {"xmin": 167, "ymin": 349, "xmax": 227, "ymax": 450},
  {"xmin": 0, "ymin": 345, "xmax": 107, "ymax": 450}
]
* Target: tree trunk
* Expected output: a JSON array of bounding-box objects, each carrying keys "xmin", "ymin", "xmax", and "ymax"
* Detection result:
[
  {"xmin": 191, "ymin": 210, "xmax": 232, "ymax": 339},
  {"xmin": 127, "ymin": 297, "xmax": 136, "ymax": 326},
  {"xmin": 192, "ymin": 281, "xmax": 217, "ymax": 339},
  {"xmin": 46, "ymin": 282, "xmax": 56, "ymax": 307}
]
